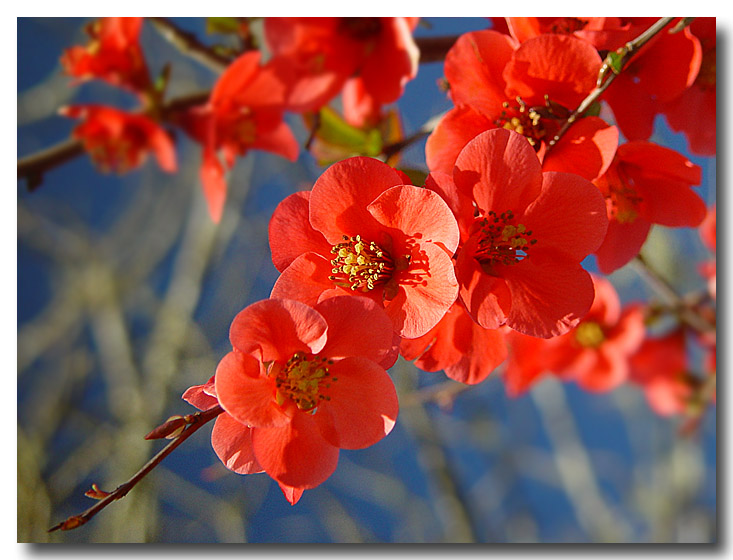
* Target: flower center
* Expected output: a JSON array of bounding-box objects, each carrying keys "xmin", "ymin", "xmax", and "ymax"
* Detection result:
[
  {"xmin": 274, "ymin": 352, "xmax": 336, "ymax": 412},
  {"xmin": 474, "ymin": 210, "xmax": 536, "ymax": 267},
  {"xmin": 495, "ymin": 96, "xmax": 568, "ymax": 151},
  {"xmin": 329, "ymin": 234, "xmax": 395, "ymax": 292},
  {"xmin": 596, "ymin": 173, "xmax": 642, "ymax": 224},
  {"xmin": 574, "ymin": 321, "xmax": 605, "ymax": 348}
]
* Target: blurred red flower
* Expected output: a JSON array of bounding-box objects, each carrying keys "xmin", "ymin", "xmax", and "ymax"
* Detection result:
[
  {"xmin": 60, "ymin": 104, "xmax": 176, "ymax": 174},
  {"xmin": 269, "ymin": 156, "xmax": 459, "ymax": 339},
  {"xmin": 181, "ymin": 52, "xmax": 299, "ymax": 222},
  {"xmin": 60, "ymin": 17, "xmax": 150, "ymax": 94},
  {"xmin": 450, "ymin": 129, "xmax": 608, "ymax": 338},
  {"xmin": 426, "ymin": 30, "xmax": 618, "ymax": 182},
  {"xmin": 593, "ymin": 141, "xmax": 705, "ymax": 273},
  {"xmin": 661, "ymin": 18, "xmax": 716, "ymax": 156},
  {"xmin": 504, "ymin": 275, "xmax": 645, "ymax": 395},
  {"xmin": 183, "ymin": 296, "xmax": 399, "ymax": 504},
  {"xmin": 400, "ymin": 302, "xmax": 507, "ymax": 385},
  {"xmin": 265, "ymin": 17, "xmax": 419, "ymax": 127},
  {"xmin": 628, "ymin": 330, "xmax": 693, "ymax": 416}
]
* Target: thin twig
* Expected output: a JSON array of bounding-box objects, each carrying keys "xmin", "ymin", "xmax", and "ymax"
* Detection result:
[
  {"xmin": 148, "ymin": 17, "xmax": 231, "ymax": 73},
  {"xmin": 547, "ymin": 17, "xmax": 676, "ymax": 151},
  {"xmin": 629, "ymin": 255, "xmax": 715, "ymax": 335},
  {"xmin": 48, "ymin": 404, "xmax": 224, "ymax": 533}
]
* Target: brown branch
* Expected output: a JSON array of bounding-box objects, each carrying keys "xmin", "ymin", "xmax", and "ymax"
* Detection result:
[
  {"xmin": 547, "ymin": 16, "xmax": 676, "ymax": 151},
  {"xmin": 415, "ymin": 34, "xmax": 461, "ymax": 64},
  {"xmin": 48, "ymin": 404, "xmax": 224, "ymax": 533},
  {"xmin": 148, "ymin": 17, "xmax": 232, "ymax": 73}
]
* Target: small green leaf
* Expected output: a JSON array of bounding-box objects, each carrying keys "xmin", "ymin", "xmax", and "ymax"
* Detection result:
[
  {"xmin": 584, "ymin": 101, "xmax": 602, "ymax": 118},
  {"xmin": 206, "ymin": 17, "xmax": 241, "ymax": 35},
  {"xmin": 606, "ymin": 50, "xmax": 625, "ymax": 75}
]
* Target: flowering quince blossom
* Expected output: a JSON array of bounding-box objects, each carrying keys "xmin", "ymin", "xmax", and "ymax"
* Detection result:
[
  {"xmin": 265, "ymin": 17, "xmax": 419, "ymax": 127},
  {"xmin": 592, "ymin": 141, "xmax": 705, "ymax": 274},
  {"xmin": 182, "ymin": 296, "xmax": 399, "ymax": 505},
  {"xmin": 662, "ymin": 18, "xmax": 716, "ymax": 156},
  {"xmin": 448, "ymin": 128, "xmax": 608, "ymax": 338},
  {"xmin": 60, "ymin": 105, "xmax": 177, "ymax": 174},
  {"xmin": 269, "ymin": 156, "xmax": 459, "ymax": 339},
  {"xmin": 180, "ymin": 52, "xmax": 299, "ymax": 223},
  {"xmin": 60, "ymin": 17, "xmax": 150, "ymax": 94},
  {"xmin": 627, "ymin": 330, "xmax": 693, "ymax": 416},
  {"xmin": 602, "ymin": 17, "xmax": 702, "ymax": 143},
  {"xmin": 503, "ymin": 275, "xmax": 645, "ymax": 396},
  {"xmin": 426, "ymin": 30, "xmax": 618, "ymax": 182},
  {"xmin": 400, "ymin": 302, "xmax": 508, "ymax": 385}
]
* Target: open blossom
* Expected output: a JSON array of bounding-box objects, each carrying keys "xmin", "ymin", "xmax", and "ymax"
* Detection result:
[
  {"xmin": 593, "ymin": 141, "xmax": 705, "ymax": 274},
  {"xmin": 662, "ymin": 17, "xmax": 716, "ymax": 156},
  {"xmin": 60, "ymin": 104, "xmax": 176, "ymax": 174},
  {"xmin": 602, "ymin": 17, "xmax": 702, "ymax": 143},
  {"xmin": 183, "ymin": 296, "xmax": 399, "ymax": 504},
  {"xmin": 400, "ymin": 302, "xmax": 507, "ymax": 385},
  {"xmin": 426, "ymin": 30, "xmax": 618, "ymax": 182},
  {"xmin": 449, "ymin": 128, "xmax": 608, "ymax": 338},
  {"xmin": 628, "ymin": 330, "xmax": 693, "ymax": 416},
  {"xmin": 60, "ymin": 17, "xmax": 150, "ymax": 94},
  {"xmin": 504, "ymin": 275, "xmax": 645, "ymax": 396},
  {"xmin": 265, "ymin": 17, "xmax": 419, "ymax": 127},
  {"xmin": 269, "ymin": 156, "xmax": 459, "ymax": 339},
  {"xmin": 180, "ymin": 52, "xmax": 298, "ymax": 222}
]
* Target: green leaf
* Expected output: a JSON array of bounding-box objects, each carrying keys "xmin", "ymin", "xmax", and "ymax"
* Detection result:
[
  {"xmin": 605, "ymin": 50, "xmax": 625, "ymax": 75},
  {"xmin": 206, "ymin": 17, "xmax": 241, "ymax": 35}
]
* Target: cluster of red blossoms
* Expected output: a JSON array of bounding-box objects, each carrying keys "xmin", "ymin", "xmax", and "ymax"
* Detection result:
[{"xmin": 58, "ymin": 17, "xmax": 716, "ymax": 505}]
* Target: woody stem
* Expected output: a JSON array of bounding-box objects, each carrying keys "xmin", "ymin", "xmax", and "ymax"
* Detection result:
[
  {"xmin": 547, "ymin": 16, "xmax": 676, "ymax": 151},
  {"xmin": 48, "ymin": 404, "xmax": 224, "ymax": 533},
  {"xmin": 629, "ymin": 255, "xmax": 715, "ymax": 335}
]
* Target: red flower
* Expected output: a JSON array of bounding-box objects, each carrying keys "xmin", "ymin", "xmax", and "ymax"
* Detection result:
[
  {"xmin": 400, "ymin": 303, "xmax": 507, "ymax": 385},
  {"xmin": 60, "ymin": 104, "xmax": 176, "ymax": 174},
  {"xmin": 183, "ymin": 296, "xmax": 399, "ymax": 504},
  {"xmin": 628, "ymin": 330, "xmax": 692, "ymax": 416},
  {"xmin": 450, "ymin": 128, "xmax": 608, "ymax": 338},
  {"xmin": 504, "ymin": 275, "xmax": 645, "ymax": 395},
  {"xmin": 426, "ymin": 30, "xmax": 618, "ymax": 182},
  {"xmin": 265, "ymin": 17, "xmax": 419, "ymax": 127},
  {"xmin": 501, "ymin": 17, "xmax": 638, "ymax": 51},
  {"xmin": 182, "ymin": 52, "xmax": 299, "ymax": 223},
  {"xmin": 269, "ymin": 156, "xmax": 459, "ymax": 339},
  {"xmin": 60, "ymin": 17, "xmax": 150, "ymax": 94},
  {"xmin": 603, "ymin": 18, "xmax": 702, "ymax": 142},
  {"xmin": 662, "ymin": 18, "xmax": 716, "ymax": 156},
  {"xmin": 593, "ymin": 141, "xmax": 705, "ymax": 274}
]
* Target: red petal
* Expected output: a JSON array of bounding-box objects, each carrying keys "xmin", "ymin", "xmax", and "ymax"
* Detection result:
[
  {"xmin": 444, "ymin": 30, "xmax": 517, "ymax": 113},
  {"xmin": 424, "ymin": 171, "xmax": 476, "ymax": 241},
  {"xmin": 522, "ymin": 171, "xmax": 608, "ymax": 261},
  {"xmin": 314, "ymin": 296, "xmax": 397, "ymax": 368},
  {"xmin": 148, "ymin": 125, "xmax": 178, "ymax": 173},
  {"xmin": 214, "ymin": 351, "xmax": 291, "ymax": 428},
  {"xmin": 455, "ymin": 235, "xmax": 512, "ymax": 330},
  {"xmin": 251, "ymin": 120, "xmax": 299, "ymax": 162},
  {"xmin": 200, "ymin": 148, "xmax": 227, "ymax": 224},
  {"xmin": 309, "ymin": 156, "xmax": 405, "ymax": 244},
  {"xmin": 278, "ymin": 483, "xmax": 305, "ymax": 505},
  {"xmin": 252, "ymin": 412, "xmax": 340, "ymax": 489},
  {"xmin": 270, "ymin": 252, "xmax": 353, "ymax": 307},
  {"xmin": 385, "ymin": 241, "xmax": 458, "ymax": 339},
  {"xmin": 367, "ymin": 185, "xmax": 460, "ymax": 255},
  {"xmin": 504, "ymin": 332, "xmax": 550, "ymax": 396},
  {"xmin": 594, "ymin": 218, "xmax": 651, "ymax": 274},
  {"xmin": 502, "ymin": 258, "xmax": 595, "ymax": 338},
  {"xmin": 314, "ymin": 357, "xmax": 398, "ymax": 449},
  {"xmin": 575, "ymin": 347, "xmax": 627, "ymax": 392},
  {"xmin": 229, "ymin": 299, "xmax": 328, "ymax": 362},
  {"xmin": 504, "ymin": 34, "xmax": 601, "ymax": 109},
  {"xmin": 425, "ymin": 106, "xmax": 494, "ymax": 175},
  {"xmin": 454, "ymin": 129, "xmax": 543, "ymax": 216},
  {"xmin": 269, "ymin": 191, "xmax": 332, "ymax": 272},
  {"xmin": 182, "ymin": 376, "xmax": 218, "ymax": 410},
  {"xmin": 542, "ymin": 117, "xmax": 618, "ymax": 181},
  {"xmin": 211, "ymin": 413, "xmax": 264, "ymax": 474}
]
